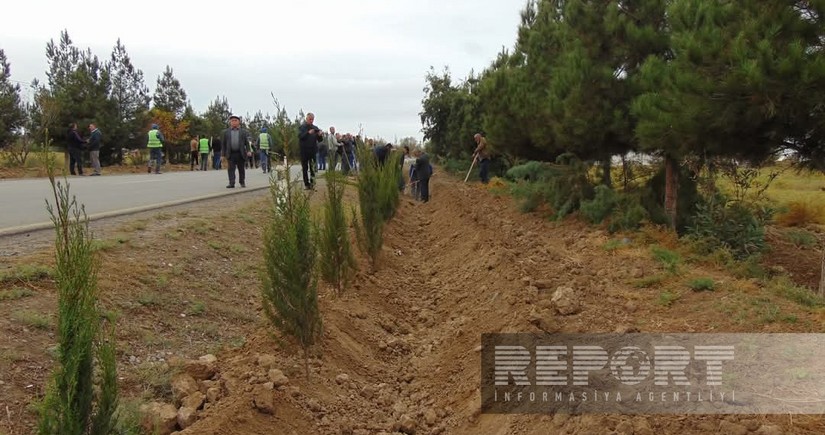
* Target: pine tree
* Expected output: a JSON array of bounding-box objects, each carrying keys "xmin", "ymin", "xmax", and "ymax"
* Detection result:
[
  {"xmin": 152, "ymin": 65, "xmax": 188, "ymax": 118},
  {"xmin": 633, "ymin": 0, "xmax": 825, "ymax": 226},
  {"xmin": 0, "ymin": 48, "xmax": 25, "ymax": 148},
  {"xmin": 261, "ymin": 152, "xmax": 322, "ymax": 379},
  {"xmin": 108, "ymin": 39, "xmax": 150, "ymax": 155},
  {"xmin": 203, "ymin": 95, "xmax": 232, "ymax": 138},
  {"xmin": 44, "ymin": 31, "xmax": 114, "ymax": 160}
]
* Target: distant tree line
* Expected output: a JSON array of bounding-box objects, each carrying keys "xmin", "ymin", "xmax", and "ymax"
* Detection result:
[
  {"xmin": 1, "ymin": 30, "xmax": 405, "ymax": 165},
  {"xmin": 420, "ymin": 0, "xmax": 825, "ymax": 226}
]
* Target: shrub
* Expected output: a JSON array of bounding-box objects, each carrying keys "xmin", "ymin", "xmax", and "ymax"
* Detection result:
[
  {"xmin": 377, "ymin": 151, "xmax": 402, "ymax": 220},
  {"xmin": 506, "ymin": 154, "xmax": 595, "ymax": 220},
  {"xmin": 354, "ymin": 146, "xmax": 385, "ymax": 268},
  {"xmin": 768, "ymin": 276, "xmax": 825, "ymax": 308},
  {"xmin": 687, "ymin": 194, "xmax": 771, "ymax": 259},
  {"xmin": 651, "ymin": 246, "xmax": 681, "ymax": 275},
  {"xmin": 318, "ymin": 171, "xmax": 357, "ymax": 294},
  {"xmin": 261, "ymin": 165, "xmax": 321, "ymax": 378},
  {"xmin": 38, "ymin": 164, "xmax": 118, "ymax": 434},
  {"xmin": 658, "ymin": 291, "xmax": 680, "ymax": 307},
  {"xmin": 784, "ymin": 228, "xmax": 818, "ymax": 248},
  {"xmin": 580, "ymin": 185, "xmax": 618, "ymax": 224},
  {"xmin": 608, "ymin": 195, "xmax": 648, "ymax": 233},
  {"xmin": 687, "ymin": 277, "xmax": 715, "ymax": 292}
]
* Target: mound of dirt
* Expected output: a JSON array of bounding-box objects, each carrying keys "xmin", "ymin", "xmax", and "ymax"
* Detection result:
[{"xmin": 2, "ymin": 172, "xmax": 824, "ymax": 435}]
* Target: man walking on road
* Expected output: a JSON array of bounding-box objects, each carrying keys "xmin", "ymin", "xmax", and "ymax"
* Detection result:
[
  {"xmin": 258, "ymin": 127, "xmax": 274, "ymax": 173},
  {"xmin": 147, "ymin": 124, "xmax": 165, "ymax": 174},
  {"xmin": 212, "ymin": 137, "xmax": 222, "ymax": 170},
  {"xmin": 88, "ymin": 123, "xmax": 102, "ymax": 176},
  {"xmin": 298, "ymin": 112, "xmax": 323, "ymax": 190},
  {"xmin": 221, "ymin": 115, "xmax": 252, "ymax": 188},
  {"xmin": 473, "ymin": 133, "xmax": 490, "ymax": 184},
  {"xmin": 199, "ymin": 135, "xmax": 210, "ymax": 171}
]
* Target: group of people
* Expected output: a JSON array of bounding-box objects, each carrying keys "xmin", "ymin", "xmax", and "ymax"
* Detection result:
[
  {"xmin": 66, "ymin": 113, "xmax": 491, "ymax": 197},
  {"xmin": 66, "ymin": 122, "xmax": 103, "ymax": 176}
]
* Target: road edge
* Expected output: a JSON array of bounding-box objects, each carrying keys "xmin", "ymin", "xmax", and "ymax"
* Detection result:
[{"xmin": 0, "ymin": 185, "xmax": 270, "ymax": 238}]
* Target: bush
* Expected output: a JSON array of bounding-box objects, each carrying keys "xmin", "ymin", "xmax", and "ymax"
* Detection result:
[
  {"xmin": 687, "ymin": 194, "xmax": 771, "ymax": 259},
  {"xmin": 768, "ymin": 276, "xmax": 825, "ymax": 308},
  {"xmin": 651, "ymin": 246, "xmax": 681, "ymax": 275},
  {"xmin": 580, "ymin": 185, "xmax": 618, "ymax": 224},
  {"xmin": 318, "ymin": 171, "xmax": 357, "ymax": 294},
  {"xmin": 784, "ymin": 228, "xmax": 818, "ymax": 248},
  {"xmin": 377, "ymin": 151, "xmax": 402, "ymax": 220},
  {"xmin": 609, "ymin": 195, "xmax": 648, "ymax": 233},
  {"xmin": 506, "ymin": 154, "xmax": 595, "ymax": 220},
  {"xmin": 352, "ymin": 147, "xmax": 403, "ymax": 267},
  {"xmin": 38, "ymin": 166, "xmax": 118, "ymax": 434},
  {"xmin": 261, "ymin": 167, "xmax": 321, "ymax": 378},
  {"xmin": 687, "ymin": 277, "xmax": 715, "ymax": 292}
]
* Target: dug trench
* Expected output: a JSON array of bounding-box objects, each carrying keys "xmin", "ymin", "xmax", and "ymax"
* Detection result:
[
  {"xmin": 160, "ymin": 175, "xmax": 825, "ymax": 435},
  {"xmin": 1, "ymin": 173, "xmax": 824, "ymax": 434}
]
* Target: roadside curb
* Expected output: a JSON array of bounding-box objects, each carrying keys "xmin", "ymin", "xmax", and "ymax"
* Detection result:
[{"xmin": 0, "ymin": 184, "xmax": 270, "ymax": 238}]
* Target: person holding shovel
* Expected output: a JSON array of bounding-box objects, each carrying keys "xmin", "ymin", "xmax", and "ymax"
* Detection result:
[{"xmin": 473, "ymin": 133, "xmax": 490, "ymax": 184}]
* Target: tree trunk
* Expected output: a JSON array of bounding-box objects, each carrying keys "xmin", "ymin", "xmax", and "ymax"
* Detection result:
[
  {"xmin": 622, "ymin": 155, "xmax": 629, "ymax": 191},
  {"xmin": 819, "ymin": 247, "xmax": 825, "ymax": 298},
  {"xmin": 601, "ymin": 158, "xmax": 612, "ymax": 188},
  {"xmin": 664, "ymin": 155, "xmax": 679, "ymax": 229}
]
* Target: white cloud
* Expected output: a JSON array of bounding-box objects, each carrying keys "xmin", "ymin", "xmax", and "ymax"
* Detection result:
[{"xmin": 1, "ymin": 0, "xmax": 524, "ymax": 140}]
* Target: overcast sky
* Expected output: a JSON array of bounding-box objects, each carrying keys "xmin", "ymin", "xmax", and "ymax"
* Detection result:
[{"xmin": 2, "ymin": 0, "xmax": 523, "ymax": 142}]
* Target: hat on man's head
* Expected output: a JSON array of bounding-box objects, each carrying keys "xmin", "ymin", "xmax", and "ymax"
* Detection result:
[
  {"xmin": 151, "ymin": 124, "xmax": 159, "ymax": 129},
  {"xmin": 229, "ymin": 115, "xmax": 241, "ymax": 121},
  {"xmin": 261, "ymin": 127, "xmax": 268, "ymax": 132}
]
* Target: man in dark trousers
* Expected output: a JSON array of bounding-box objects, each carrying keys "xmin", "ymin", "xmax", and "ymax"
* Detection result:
[
  {"xmin": 212, "ymin": 137, "xmax": 222, "ymax": 170},
  {"xmin": 298, "ymin": 112, "xmax": 323, "ymax": 190},
  {"xmin": 221, "ymin": 115, "xmax": 252, "ymax": 188},
  {"xmin": 414, "ymin": 150, "xmax": 433, "ymax": 202},
  {"xmin": 473, "ymin": 133, "xmax": 491, "ymax": 184},
  {"xmin": 66, "ymin": 123, "xmax": 86, "ymax": 175},
  {"xmin": 88, "ymin": 123, "xmax": 102, "ymax": 175}
]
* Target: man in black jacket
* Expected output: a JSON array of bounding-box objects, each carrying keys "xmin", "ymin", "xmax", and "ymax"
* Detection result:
[
  {"xmin": 221, "ymin": 115, "xmax": 252, "ymax": 188},
  {"xmin": 66, "ymin": 123, "xmax": 86, "ymax": 176},
  {"xmin": 298, "ymin": 112, "xmax": 323, "ymax": 189}
]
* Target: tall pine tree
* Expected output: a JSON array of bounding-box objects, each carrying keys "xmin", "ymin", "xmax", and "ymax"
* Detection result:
[
  {"xmin": 152, "ymin": 66, "xmax": 188, "ymax": 118},
  {"xmin": 0, "ymin": 48, "xmax": 25, "ymax": 148},
  {"xmin": 108, "ymin": 39, "xmax": 150, "ymax": 156}
]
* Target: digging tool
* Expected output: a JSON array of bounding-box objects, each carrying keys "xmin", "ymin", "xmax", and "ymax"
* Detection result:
[{"xmin": 464, "ymin": 154, "xmax": 478, "ymax": 183}]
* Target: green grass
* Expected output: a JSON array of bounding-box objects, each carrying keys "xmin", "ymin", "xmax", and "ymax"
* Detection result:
[
  {"xmin": 0, "ymin": 287, "xmax": 35, "ymax": 301},
  {"xmin": 651, "ymin": 246, "xmax": 681, "ymax": 274},
  {"xmin": 784, "ymin": 228, "xmax": 818, "ymax": 248},
  {"xmin": 768, "ymin": 276, "xmax": 825, "ymax": 308},
  {"xmin": 687, "ymin": 277, "xmax": 715, "ymax": 292},
  {"xmin": 137, "ymin": 292, "xmax": 160, "ymax": 307},
  {"xmin": 602, "ymin": 239, "xmax": 628, "ymax": 252},
  {"xmin": 12, "ymin": 310, "xmax": 51, "ymax": 330},
  {"xmin": 188, "ymin": 301, "xmax": 206, "ymax": 316},
  {"xmin": 657, "ymin": 291, "xmax": 681, "ymax": 307},
  {"xmin": 155, "ymin": 275, "xmax": 169, "ymax": 289},
  {"xmin": 229, "ymin": 244, "xmax": 248, "ymax": 254},
  {"xmin": 207, "ymin": 240, "xmax": 225, "ymax": 250},
  {"xmin": 633, "ymin": 275, "xmax": 665, "ymax": 289},
  {"xmin": 0, "ymin": 264, "xmax": 53, "ymax": 284}
]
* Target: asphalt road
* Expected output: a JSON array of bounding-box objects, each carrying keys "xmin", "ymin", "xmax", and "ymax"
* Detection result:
[{"xmin": 0, "ymin": 164, "xmax": 305, "ymax": 236}]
